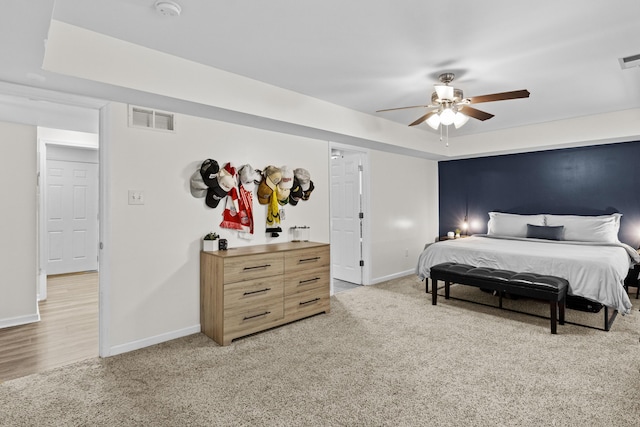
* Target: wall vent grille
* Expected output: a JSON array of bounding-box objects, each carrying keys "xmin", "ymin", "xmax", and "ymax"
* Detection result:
[
  {"xmin": 128, "ymin": 105, "xmax": 175, "ymax": 132},
  {"xmin": 619, "ymin": 53, "xmax": 640, "ymax": 70}
]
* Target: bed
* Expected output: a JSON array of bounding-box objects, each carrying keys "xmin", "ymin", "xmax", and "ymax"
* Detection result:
[{"xmin": 416, "ymin": 212, "xmax": 640, "ymax": 316}]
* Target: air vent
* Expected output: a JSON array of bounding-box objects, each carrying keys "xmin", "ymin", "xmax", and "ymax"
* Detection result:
[
  {"xmin": 128, "ymin": 105, "xmax": 175, "ymax": 132},
  {"xmin": 619, "ymin": 53, "xmax": 640, "ymax": 70}
]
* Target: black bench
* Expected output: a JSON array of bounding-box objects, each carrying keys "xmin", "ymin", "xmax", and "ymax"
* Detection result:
[{"xmin": 429, "ymin": 262, "xmax": 569, "ymax": 334}]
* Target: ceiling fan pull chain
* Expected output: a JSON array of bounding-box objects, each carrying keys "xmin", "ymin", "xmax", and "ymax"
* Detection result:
[{"xmin": 446, "ymin": 124, "xmax": 449, "ymax": 147}]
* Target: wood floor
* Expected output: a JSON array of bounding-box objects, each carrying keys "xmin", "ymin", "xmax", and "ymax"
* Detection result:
[{"xmin": 0, "ymin": 272, "xmax": 98, "ymax": 383}]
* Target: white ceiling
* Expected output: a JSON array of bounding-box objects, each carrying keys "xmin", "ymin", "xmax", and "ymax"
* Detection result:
[{"xmin": 2, "ymin": 0, "xmax": 640, "ymax": 145}]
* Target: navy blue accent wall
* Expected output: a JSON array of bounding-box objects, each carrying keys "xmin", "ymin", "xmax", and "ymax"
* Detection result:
[{"xmin": 438, "ymin": 140, "xmax": 640, "ymax": 246}]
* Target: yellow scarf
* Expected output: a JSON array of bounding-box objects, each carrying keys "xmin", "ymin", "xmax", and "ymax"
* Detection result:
[{"xmin": 266, "ymin": 186, "xmax": 281, "ymax": 226}]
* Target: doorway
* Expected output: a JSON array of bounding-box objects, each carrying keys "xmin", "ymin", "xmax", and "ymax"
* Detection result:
[
  {"xmin": 330, "ymin": 144, "xmax": 369, "ymax": 292},
  {"xmin": 38, "ymin": 128, "xmax": 99, "ymax": 299},
  {"xmin": 35, "ymin": 127, "xmax": 100, "ymax": 373}
]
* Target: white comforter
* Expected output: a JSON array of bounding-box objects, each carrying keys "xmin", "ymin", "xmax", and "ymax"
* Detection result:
[{"xmin": 416, "ymin": 235, "xmax": 639, "ymax": 315}]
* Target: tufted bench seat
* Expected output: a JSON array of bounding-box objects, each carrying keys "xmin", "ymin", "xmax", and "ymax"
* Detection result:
[{"xmin": 429, "ymin": 262, "xmax": 569, "ymax": 334}]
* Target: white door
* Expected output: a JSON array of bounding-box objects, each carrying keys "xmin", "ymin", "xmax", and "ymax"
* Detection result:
[
  {"xmin": 46, "ymin": 160, "xmax": 99, "ymax": 275},
  {"xmin": 331, "ymin": 151, "xmax": 363, "ymax": 284}
]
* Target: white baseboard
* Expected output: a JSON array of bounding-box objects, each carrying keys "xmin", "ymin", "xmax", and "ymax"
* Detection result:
[
  {"xmin": 108, "ymin": 324, "xmax": 201, "ymax": 357},
  {"xmin": 370, "ymin": 269, "xmax": 415, "ymax": 285},
  {"xmin": 0, "ymin": 312, "xmax": 40, "ymax": 329}
]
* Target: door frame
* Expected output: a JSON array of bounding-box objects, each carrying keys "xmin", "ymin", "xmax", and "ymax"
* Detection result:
[
  {"xmin": 328, "ymin": 142, "xmax": 371, "ymax": 290},
  {"xmin": 37, "ymin": 131, "xmax": 99, "ymax": 299}
]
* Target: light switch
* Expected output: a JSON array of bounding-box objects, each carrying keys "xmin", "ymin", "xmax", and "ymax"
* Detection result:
[{"xmin": 128, "ymin": 190, "xmax": 145, "ymax": 205}]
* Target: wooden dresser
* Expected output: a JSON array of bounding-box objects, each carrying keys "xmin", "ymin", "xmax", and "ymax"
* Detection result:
[{"xmin": 200, "ymin": 241, "xmax": 330, "ymax": 345}]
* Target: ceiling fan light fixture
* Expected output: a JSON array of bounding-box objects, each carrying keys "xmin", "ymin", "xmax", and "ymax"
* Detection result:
[
  {"xmin": 425, "ymin": 113, "xmax": 441, "ymax": 130},
  {"xmin": 453, "ymin": 112, "xmax": 470, "ymax": 129},
  {"xmin": 439, "ymin": 107, "xmax": 456, "ymax": 126},
  {"xmin": 434, "ymin": 85, "xmax": 454, "ymax": 101}
]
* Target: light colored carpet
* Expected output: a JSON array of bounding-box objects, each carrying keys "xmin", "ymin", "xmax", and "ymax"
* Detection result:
[{"xmin": 1, "ymin": 276, "xmax": 639, "ymax": 426}]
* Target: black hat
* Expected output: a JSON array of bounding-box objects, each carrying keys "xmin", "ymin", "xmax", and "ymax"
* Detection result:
[
  {"xmin": 205, "ymin": 185, "xmax": 227, "ymax": 208},
  {"xmin": 302, "ymin": 180, "xmax": 315, "ymax": 201},
  {"xmin": 288, "ymin": 176, "xmax": 303, "ymax": 206},
  {"xmin": 200, "ymin": 159, "xmax": 220, "ymax": 187}
]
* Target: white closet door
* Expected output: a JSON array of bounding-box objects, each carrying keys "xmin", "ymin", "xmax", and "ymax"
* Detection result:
[
  {"xmin": 46, "ymin": 160, "xmax": 98, "ymax": 275},
  {"xmin": 331, "ymin": 152, "xmax": 363, "ymax": 284}
]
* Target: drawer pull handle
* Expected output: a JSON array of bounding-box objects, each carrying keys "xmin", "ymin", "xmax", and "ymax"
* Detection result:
[
  {"xmin": 243, "ymin": 264, "xmax": 271, "ymax": 271},
  {"xmin": 243, "ymin": 288, "xmax": 271, "ymax": 296},
  {"xmin": 299, "ymin": 298, "xmax": 321, "ymax": 306},
  {"xmin": 298, "ymin": 257, "xmax": 320, "ymax": 264},
  {"xmin": 299, "ymin": 277, "xmax": 320, "ymax": 285},
  {"xmin": 243, "ymin": 311, "xmax": 271, "ymax": 321}
]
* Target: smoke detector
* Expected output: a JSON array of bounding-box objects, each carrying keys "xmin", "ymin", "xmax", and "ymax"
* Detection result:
[{"xmin": 155, "ymin": 1, "xmax": 181, "ymax": 17}]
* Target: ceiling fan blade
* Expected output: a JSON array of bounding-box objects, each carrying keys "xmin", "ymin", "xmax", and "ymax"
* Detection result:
[
  {"xmin": 376, "ymin": 104, "xmax": 431, "ymax": 113},
  {"xmin": 468, "ymin": 89, "xmax": 530, "ymax": 104},
  {"xmin": 458, "ymin": 106, "xmax": 494, "ymax": 121},
  {"xmin": 409, "ymin": 111, "xmax": 438, "ymax": 126}
]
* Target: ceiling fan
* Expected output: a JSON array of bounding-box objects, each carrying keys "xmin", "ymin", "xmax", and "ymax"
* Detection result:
[{"xmin": 377, "ymin": 73, "xmax": 530, "ymax": 129}]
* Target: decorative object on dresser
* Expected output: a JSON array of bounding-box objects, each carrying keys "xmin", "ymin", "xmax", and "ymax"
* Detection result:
[
  {"xmin": 200, "ymin": 242, "xmax": 330, "ymax": 345},
  {"xmin": 202, "ymin": 232, "xmax": 219, "ymax": 252}
]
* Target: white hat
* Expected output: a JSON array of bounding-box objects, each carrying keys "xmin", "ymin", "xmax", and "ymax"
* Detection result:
[
  {"xmin": 189, "ymin": 170, "xmax": 208, "ymax": 198},
  {"xmin": 217, "ymin": 168, "xmax": 235, "ymax": 192},
  {"xmin": 278, "ymin": 166, "xmax": 294, "ymax": 190},
  {"xmin": 238, "ymin": 164, "xmax": 261, "ymax": 192},
  {"xmin": 294, "ymin": 168, "xmax": 311, "ymax": 191}
]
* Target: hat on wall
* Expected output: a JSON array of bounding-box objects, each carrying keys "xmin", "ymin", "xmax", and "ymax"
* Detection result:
[
  {"xmin": 293, "ymin": 168, "xmax": 311, "ymax": 191},
  {"xmin": 238, "ymin": 164, "xmax": 261, "ymax": 192},
  {"xmin": 278, "ymin": 166, "xmax": 294, "ymax": 190},
  {"xmin": 200, "ymin": 159, "xmax": 220, "ymax": 187},
  {"xmin": 288, "ymin": 176, "xmax": 303, "ymax": 206},
  {"xmin": 204, "ymin": 168, "xmax": 235, "ymax": 208},
  {"xmin": 257, "ymin": 165, "xmax": 282, "ymax": 205},
  {"xmin": 302, "ymin": 180, "xmax": 315, "ymax": 201},
  {"xmin": 189, "ymin": 170, "xmax": 208, "ymax": 198},
  {"xmin": 216, "ymin": 167, "xmax": 235, "ymax": 192},
  {"xmin": 205, "ymin": 186, "xmax": 227, "ymax": 208},
  {"xmin": 276, "ymin": 166, "xmax": 294, "ymax": 205}
]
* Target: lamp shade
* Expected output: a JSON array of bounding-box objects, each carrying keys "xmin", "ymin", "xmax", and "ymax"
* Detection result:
[
  {"xmin": 425, "ymin": 113, "xmax": 441, "ymax": 130},
  {"xmin": 434, "ymin": 85, "xmax": 454, "ymax": 101},
  {"xmin": 439, "ymin": 108, "xmax": 456, "ymax": 126},
  {"xmin": 453, "ymin": 112, "xmax": 470, "ymax": 129}
]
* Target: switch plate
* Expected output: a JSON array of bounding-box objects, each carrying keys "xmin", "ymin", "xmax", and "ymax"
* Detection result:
[{"xmin": 128, "ymin": 190, "xmax": 145, "ymax": 205}]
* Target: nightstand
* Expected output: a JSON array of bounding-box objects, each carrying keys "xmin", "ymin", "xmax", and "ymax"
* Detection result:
[{"xmin": 624, "ymin": 263, "xmax": 639, "ymax": 299}]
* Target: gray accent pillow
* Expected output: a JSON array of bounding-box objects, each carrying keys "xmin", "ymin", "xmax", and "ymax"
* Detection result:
[{"xmin": 527, "ymin": 224, "xmax": 565, "ymax": 241}]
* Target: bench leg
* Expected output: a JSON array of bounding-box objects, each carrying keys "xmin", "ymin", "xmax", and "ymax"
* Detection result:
[
  {"xmin": 559, "ymin": 297, "xmax": 565, "ymax": 325},
  {"xmin": 432, "ymin": 279, "xmax": 438, "ymax": 305},
  {"xmin": 549, "ymin": 301, "xmax": 557, "ymax": 334},
  {"xmin": 445, "ymin": 281, "xmax": 450, "ymax": 299}
]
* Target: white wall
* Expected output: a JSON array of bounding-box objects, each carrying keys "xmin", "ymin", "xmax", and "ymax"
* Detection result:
[
  {"xmin": 0, "ymin": 121, "xmax": 38, "ymax": 328},
  {"xmin": 369, "ymin": 150, "xmax": 439, "ymax": 282},
  {"xmin": 105, "ymin": 102, "xmax": 330, "ymax": 352}
]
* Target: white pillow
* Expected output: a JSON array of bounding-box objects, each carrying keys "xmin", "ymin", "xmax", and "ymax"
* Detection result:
[
  {"xmin": 487, "ymin": 212, "xmax": 545, "ymax": 238},
  {"xmin": 545, "ymin": 214, "xmax": 621, "ymax": 243}
]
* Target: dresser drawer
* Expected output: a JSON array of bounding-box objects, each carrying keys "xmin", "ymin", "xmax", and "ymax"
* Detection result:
[
  {"xmin": 284, "ymin": 246, "xmax": 330, "ymax": 274},
  {"xmin": 284, "ymin": 267, "xmax": 330, "ymax": 295},
  {"xmin": 224, "ymin": 253, "xmax": 284, "ymax": 284},
  {"xmin": 224, "ymin": 300, "xmax": 284, "ymax": 341},
  {"xmin": 224, "ymin": 276, "xmax": 284, "ymax": 312},
  {"xmin": 284, "ymin": 286, "xmax": 330, "ymax": 322}
]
